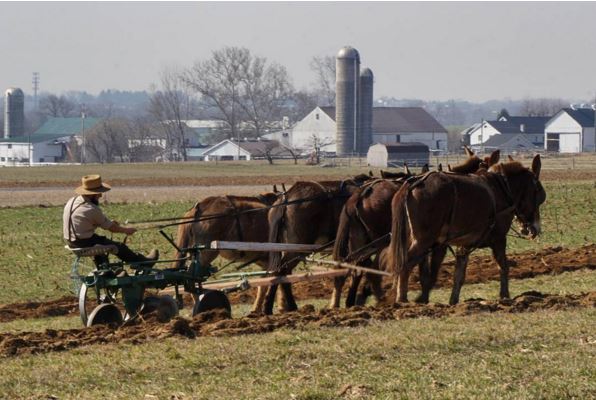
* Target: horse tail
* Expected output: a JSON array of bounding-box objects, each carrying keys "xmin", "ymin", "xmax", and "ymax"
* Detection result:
[
  {"xmin": 173, "ymin": 204, "xmax": 201, "ymax": 269},
  {"xmin": 268, "ymin": 201, "xmax": 286, "ymax": 272},
  {"xmin": 333, "ymin": 205, "xmax": 352, "ymax": 261},
  {"xmin": 390, "ymin": 183, "xmax": 410, "ymax": 275}
]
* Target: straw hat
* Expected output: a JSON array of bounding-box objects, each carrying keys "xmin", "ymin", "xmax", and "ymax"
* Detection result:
[{"xmin": 75, "ymin": 175, "xmax": 112, "ymax": 195}]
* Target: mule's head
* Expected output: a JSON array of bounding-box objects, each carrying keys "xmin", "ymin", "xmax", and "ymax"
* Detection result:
[
  {"xmin": 257, "ymin": 190, "xmax": 283, "ymax": 206},
  {"xmin": 494, "ymin": 154, "xmax": 546, "ymax": 238}
]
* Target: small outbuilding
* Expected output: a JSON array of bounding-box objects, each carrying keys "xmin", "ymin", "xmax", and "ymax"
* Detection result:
[
  {"xmin": 544, "ymin": 108, "xmax": 595, "ymax": 153},
  {"xmin": 367, "ymin": 142, "xmax": 429, "ymax": 168}
]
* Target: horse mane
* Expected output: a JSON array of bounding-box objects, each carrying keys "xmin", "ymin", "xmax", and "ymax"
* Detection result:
[{"xmin": 489, "ymin": 161, "xmax": 527, "ymax": 175}]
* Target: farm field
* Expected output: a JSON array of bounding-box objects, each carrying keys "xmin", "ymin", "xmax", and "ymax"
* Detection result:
[{"xmin": 0, "ymin": 158, "xmax": 594, "ymax": 399}]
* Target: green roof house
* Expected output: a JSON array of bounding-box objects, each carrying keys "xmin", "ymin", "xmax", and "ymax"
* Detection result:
[{"xmin": 0, "ymin": 117, "xmax": 101, "ymax": 165}]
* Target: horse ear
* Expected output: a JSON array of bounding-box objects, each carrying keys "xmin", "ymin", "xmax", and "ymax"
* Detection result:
[
  {"xmin": 508, "ymin": 155, "xmax": 515, "ymax": 162},
  {"xmin": 437, "ymin": 163, "xmax": 443, "ymax": 172},
  {"xmin": 464, "ymin": 145, "xmax": 474, "ymax": 157},
  {"xmin": 281, "ymin": 183, "xmax": 287, "ymax": 192},
  {"xmin": 489, "ymin": 149, "xmax": 500, "ymax": 166},
  {"xmin": 447, "ymin": 164, "xmax": 452, "ymax": 172},
  {"xmin": 273, "ymin": 184, "xmax": 278, "ymax": 193},
  {"xmin": 421, "ymin": 163, "xmax": 429, "ymax": 173},
  {"xmin": 403, "ymin": 163, "xmax": 411, "ymax": 175},
  {"xmin": 531, "ymin": 154, "xmax": 541, "ymax": 179},
  {"xmin": 369, "ymin": 170, "xmax": 374, "ymax": 177}
]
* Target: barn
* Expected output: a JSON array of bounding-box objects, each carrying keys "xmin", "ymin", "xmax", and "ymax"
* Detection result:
[
  {"xmin": 367, "ymin": 142, "xmax": 429, "ymax": 168},
  {"xmin": 544, "ymin": 107, "xmax": 596, "ymax": 153},
  {"xmin": 266, "ymin": 106, "xmax": 447, "ymax": 154}
]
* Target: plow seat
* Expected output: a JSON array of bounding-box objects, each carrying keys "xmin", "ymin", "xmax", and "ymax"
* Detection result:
[{"xmin": 65, "ymin": 245, "xmax": 119, "ymax": 257}]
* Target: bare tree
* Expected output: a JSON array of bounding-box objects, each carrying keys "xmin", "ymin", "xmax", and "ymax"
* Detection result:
[
  {"xmin": 148, "ymin": 67, "xmax": 191, "ymax": 161},
  {"xmin": 288, "ymin": 90, "xmax": 319, "ymax": 122},
  {"xmin": 239, "ymin": 59, "xmax": 294, "ymax": 136},
  {"xmin": 183, "ymin": 47, "xmax": 250, "ymax": 140},
  {"xmin": 39, "ymin": 95, "xmax": 76, "ymax": 117},
  {"xmin": 520, "ymin": 97, "xmax": 566, "ymax": 117},
  {"xmin": 84, "ymin": 118, "xmax": 131, "ymax": 163},
  {"xmin": 310, "ymin": 55, "xmax": 336, "ymax": 106}
]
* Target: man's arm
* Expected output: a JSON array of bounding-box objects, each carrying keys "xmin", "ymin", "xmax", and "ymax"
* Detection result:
[{"xmin": 107, "ymin": 221, "xmax": 137, "ymax": 236}]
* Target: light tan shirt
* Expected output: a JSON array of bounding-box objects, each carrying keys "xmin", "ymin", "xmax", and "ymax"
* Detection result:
[{"xmin": 63, "ymin": 195, "xmax": 114, "ymax": 241}]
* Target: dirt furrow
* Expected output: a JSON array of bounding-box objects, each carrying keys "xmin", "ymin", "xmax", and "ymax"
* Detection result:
[
  {"xmin": 1, "ymin": 291, "xmax": 594, "ymax": 357},
  {"xmin": 0, "ymin": 244, "xmax": 593, "ymax": 324}
]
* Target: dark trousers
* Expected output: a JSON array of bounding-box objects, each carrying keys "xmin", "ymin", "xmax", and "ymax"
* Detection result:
[{"xmin": 68, "ymin": 234, "xmax": 149, "ymax": 266}]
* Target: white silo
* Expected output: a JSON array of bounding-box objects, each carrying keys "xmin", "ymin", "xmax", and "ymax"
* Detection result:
[
  {"xmin": 335, "ymin": 46, "xmax": 360, "ymax": 156},
  {"xmin": 4, "ymin": 88, "xmax": 25, "ymax": 138},
  {"xmin": 358, "ymin": 67, "xmax": 374, "ymax": 154}
]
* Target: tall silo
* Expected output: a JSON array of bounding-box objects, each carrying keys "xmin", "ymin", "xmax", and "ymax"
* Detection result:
[
  {"xmin": 4, "ymin": 88, "xmax": 25, "ymax": 138},
  {"xmin": 358, "ymin": 67, "xmax": 374, "ymax": 154},
  {"xmin": 335, "ymin": 46, "xmax": 360, "ymax": 156}
]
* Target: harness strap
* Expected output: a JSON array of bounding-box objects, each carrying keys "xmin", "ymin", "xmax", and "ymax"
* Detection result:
[{"xmin": 67, "ymin": 196, "xmax": 85, "ymax": 242}]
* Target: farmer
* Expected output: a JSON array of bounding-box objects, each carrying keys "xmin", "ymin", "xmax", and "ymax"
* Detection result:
[{"xmin": 63, "ymin": 174, "xmax": 159, "ymax": 266}]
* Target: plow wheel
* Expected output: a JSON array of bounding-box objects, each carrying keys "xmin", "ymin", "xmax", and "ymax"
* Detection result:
[
  {"xmin": 79, "ymin": 282, "xmax": 123, "ymax": 327},
  {"xmin": 193, "ymin": 290, "xmax": 231, "ymax": 317}
]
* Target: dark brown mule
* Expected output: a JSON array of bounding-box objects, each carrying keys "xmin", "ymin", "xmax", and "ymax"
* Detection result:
[
  {"xmin": 330, "ymin": 149, "xmax": 500, "ymax": 308},
  {"xmin": 390, "ymin": 155, "xmax": 545, "ymax": 305},
  {"xmin": 174, "ymin": 191, "xmax": 280, "ymax": 312},
  {"xmin": 330, "ymin": 178, "xmax": 405, "ymax": 308},
  {"xmin": 264, "ymin": 176, "xmax": 371, "ymax": 315}
]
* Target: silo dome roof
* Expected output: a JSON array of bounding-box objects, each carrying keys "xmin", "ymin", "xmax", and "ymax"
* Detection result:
[
  {"xmin": 360, "ymin": 67, "xmax": 374, "ymax": 78},
  {"xmin": 337, "ymin": 46, "xmax": 360, "ymax": 60},
  {"xmin": 5, "ymin": 87, "xmax": 24, "ymax": 96}
]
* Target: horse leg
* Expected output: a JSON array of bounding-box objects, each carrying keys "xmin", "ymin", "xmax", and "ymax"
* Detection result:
[
  {"xmin": 492, "ymin": 242, "xmax": 510, "ymax": 299},
  {"xmin": 329, "ymin": 274, "xmax": 347, "ymax": 308},
  {"xmin": 415, "ymin": 245, "xmax": 447, "ymax": 304},
  {"xmin": 397, "ymin": 266, "xmax": 411, "ymax": 303},
  {"xmin": 359, "ymin": 273, "xmax": 383, "ymax": 306},
  {"xmin": 449, "ymin": 252, "xmax": 469, "ymax": 305},
  {"xmin": 415, "ymin": 256, "xmax": 431, "ymax": 304},
  {"xmin": 345, "ymin": 272, "xmax": 364, "ymax": 307},
  {"xmin": 263, "ymin": 284, "xmax": 278, "ymax": 315},
  {"xmin": 251, "ymin": 287, "xmax": 266, "ymax": 314},
  {"xmin": 280, "ymin": 283, "xmax": 298, "ymax": 312}
]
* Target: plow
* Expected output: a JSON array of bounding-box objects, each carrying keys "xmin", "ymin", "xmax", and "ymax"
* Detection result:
[{"xmin": 68, "ymin": 231, "xmax": 378, "ymax": 327}]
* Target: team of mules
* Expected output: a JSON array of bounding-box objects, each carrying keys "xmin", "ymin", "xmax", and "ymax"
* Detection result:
[{"xmin": 174, "ymin": 149, "xmax": 545, "ymax": 314}]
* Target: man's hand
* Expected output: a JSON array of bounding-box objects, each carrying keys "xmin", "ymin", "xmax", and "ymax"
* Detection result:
[
  {"xmin": 109, "ymin": 221, "xmax": 137, "ymax": 236},
  {"xmin": 123, "ymin": 227, "xmax": 137, "ymax": 236}
]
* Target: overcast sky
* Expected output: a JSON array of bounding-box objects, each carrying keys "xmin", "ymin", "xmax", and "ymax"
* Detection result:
[{"xmin": 1, "ymin": 2, "xmax": 595, "ymax": 102}]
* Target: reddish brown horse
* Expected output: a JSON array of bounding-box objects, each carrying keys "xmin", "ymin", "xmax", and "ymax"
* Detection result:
[
  {"xmin": 264, "ymin": 176, "xmax": 372, "ymax": 314},
  {"xmin": 174, "ymin": 191, "xmax": 280, "ymax": 312},
  {"xmin": 390, "ymin": 155, "xmax": 545, "ymax": 305}
]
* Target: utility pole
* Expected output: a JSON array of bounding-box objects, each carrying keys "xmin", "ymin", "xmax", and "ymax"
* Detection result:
[{"xmin": 81, "ymin": 103, "xmax": 86, "ymax": 163}]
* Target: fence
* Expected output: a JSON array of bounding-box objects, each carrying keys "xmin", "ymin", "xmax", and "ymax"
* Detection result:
[{"xmin": 320, "ymin": 152, "xmax": 596, "ymax": 171}]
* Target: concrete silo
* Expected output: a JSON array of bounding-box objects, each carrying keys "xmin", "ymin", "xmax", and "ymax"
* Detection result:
[
  {"xmin": 358, "ymin": 67, "xmax": 374, "ymax": 154},
  {"xmin": 335, "ymin": 46, "xmax": 360, "ymax": 156},
  {"xmin": 4, "ymin": 88, "xmax": 25, "ymax": 138}
]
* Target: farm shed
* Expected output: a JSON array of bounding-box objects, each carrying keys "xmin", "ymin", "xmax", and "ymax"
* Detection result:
[
  {"xmin": 367, "ymin": 142, "xmax": 429, "ymax": 168},
  {"xmin": 201, "ymin": 139, "xmax": 292, "ymax": 161},
  {"xmin": 544, "ymin": 108, "xmax": 595, "ymax": 153}
]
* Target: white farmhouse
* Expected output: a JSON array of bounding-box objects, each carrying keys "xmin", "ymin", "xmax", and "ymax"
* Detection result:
[
  {"xmin": 466, "ymin": 115, "xmax": 549, "ymax": 148},
  {"xmin": 270, "ymin": 106, "xmax": 447, "ymax": 154},
  {"xmin": 544, "ymin": 108, "xmax": 595, "ymax": 153}
]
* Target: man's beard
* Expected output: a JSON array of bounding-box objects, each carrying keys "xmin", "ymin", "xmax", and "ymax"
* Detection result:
[{"xmin": 90, "ymin": 197, "xmax": 99, "ymax": 206}]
